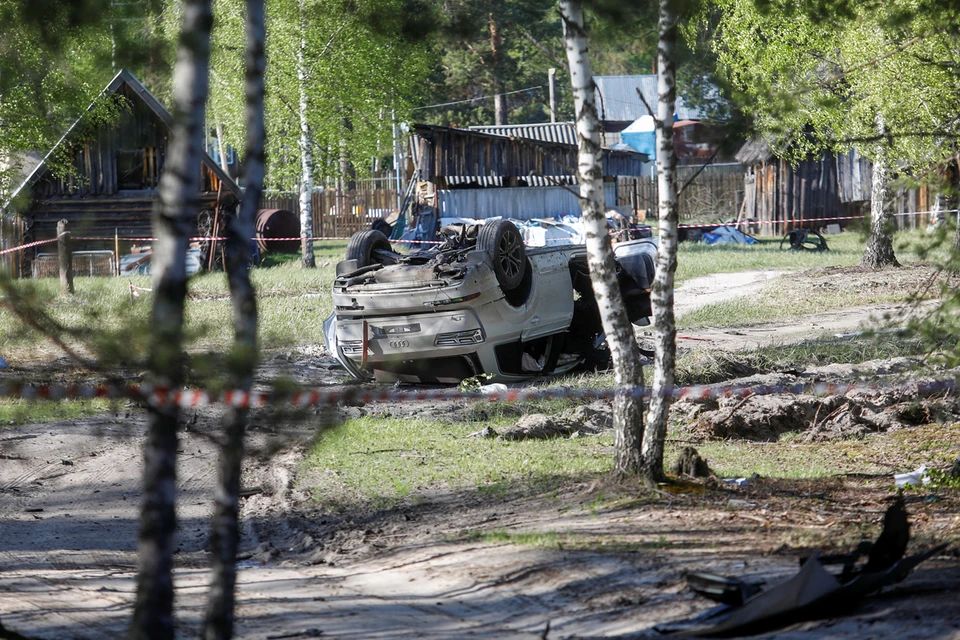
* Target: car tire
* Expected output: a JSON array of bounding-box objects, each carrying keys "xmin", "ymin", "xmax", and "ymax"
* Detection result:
[
  {"xmin": 346, "ymin": 229, "xmax": 392, "ymax": 267},
  {"xmin": 477, "ymin": 220, "xmax": 526, "ymax": 291}
]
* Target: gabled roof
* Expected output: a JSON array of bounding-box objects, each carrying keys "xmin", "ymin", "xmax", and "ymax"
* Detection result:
[
  {"xmin": 594, "ymin": 75, "xmax": 704, "ymax": 123},
  {"xmin": 5, "ymin": 69, "xmax": 239, "ymax": 208}
]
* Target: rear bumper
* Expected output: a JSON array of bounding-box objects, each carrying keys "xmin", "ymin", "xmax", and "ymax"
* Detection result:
[{"xmin": 329, "ymin": 309, "xmax": 486, "ymax": 365}]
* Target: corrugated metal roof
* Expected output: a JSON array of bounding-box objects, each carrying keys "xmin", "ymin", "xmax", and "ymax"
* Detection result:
[
  {"xmin": 469, "ymin": 122, "xmax": 578, "ymax": 146},
  {"xmin": 594, "ymin": 75, "xmax": 703, "ymax": 123}
]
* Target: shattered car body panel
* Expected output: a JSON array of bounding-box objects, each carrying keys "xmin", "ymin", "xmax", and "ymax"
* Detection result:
[
  {"xmin": 324, "ymin": 223, "xmax": 657, "ymax": 384},
  {"xmin": 655, "ymin": 497, "xmax": 950, "ymax": 637}
]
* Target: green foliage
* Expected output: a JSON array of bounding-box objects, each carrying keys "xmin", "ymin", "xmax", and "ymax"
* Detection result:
[
  {"xmin": 206, "ymin": 0, "xmax": 432, "ymax": 188},
  {"xmin": 712, "ymin": 0, "xmax": 960, "ymax": 168}
]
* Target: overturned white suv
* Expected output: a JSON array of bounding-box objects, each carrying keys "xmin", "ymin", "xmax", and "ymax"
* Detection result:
[{"xmin": 323, "ymin": 220, "xmax": 657, "ymax": 384}]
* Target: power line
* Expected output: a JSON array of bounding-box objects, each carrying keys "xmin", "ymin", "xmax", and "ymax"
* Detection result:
[{"xmin": 412, "ymin": 85, "xmax": 546, "ymax": 111}]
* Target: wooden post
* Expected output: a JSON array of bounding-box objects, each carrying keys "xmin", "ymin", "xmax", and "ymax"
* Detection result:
[
  {"xmin": 115, "ymin": 228, "xmax": 121, "ymax": 276},
  {"xmin": 57, "ymin": 219, "xmax": 74, "ymax": 294}
]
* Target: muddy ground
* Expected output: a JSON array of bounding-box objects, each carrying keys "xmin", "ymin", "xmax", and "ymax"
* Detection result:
[{"xmin": 1, "ymin": 266, "xmax": 959, "ymax": 639}]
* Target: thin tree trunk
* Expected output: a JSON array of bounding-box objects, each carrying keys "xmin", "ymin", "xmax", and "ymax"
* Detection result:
[
  {"xmin": 952, "ymin": 155, "xmax": 960, "ymax": 252},
  {"xmin": 297, "ymin": 0, "xmax": 315, "ymax": 268},
  {"xmin": 489, "ymin": 12, "xmax": 507, "ymax": 125},
  {"xmin": 861, "ymin": 113, "xmax": 899, "ymax": 269},
  {"xmin": 215, "ymin": 121, "xmax": 230, "ymax": 174},
  {"xmin": 201, "ymin": 0, "xmax": 263, "ymax": 637},
  {"xmin": 130, "ymin": 1, "xmax": 213, "ymax": 638},
  {"xmin": 340, "ymin": 116, "xmax": 356, "ymax": 192},
  {"xmin": 559, "ymin": 0, "xmax": 645, "ymax": 477},
  {"xmin": 641, "ymin": 0, "xmax": 679, "ymax": 484}
]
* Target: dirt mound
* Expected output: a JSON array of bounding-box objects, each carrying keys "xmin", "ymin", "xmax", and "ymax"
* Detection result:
[
  {"xmin": 497, "ymin": 401, "xmax": 613, "ymax": 441},
  {"xmin": 675, "ymin": 369, "xmax": 960, "ymax": 442}
]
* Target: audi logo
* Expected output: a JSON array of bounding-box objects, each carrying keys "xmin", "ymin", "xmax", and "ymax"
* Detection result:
[{"xmin": 388, "ymin": 339, "xmax": 410, "ymax": 348}]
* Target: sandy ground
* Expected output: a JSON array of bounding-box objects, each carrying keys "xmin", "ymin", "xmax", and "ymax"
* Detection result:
[{"xmin": 2, "ymin": 269, "xmax": 959, "ymax": 639}]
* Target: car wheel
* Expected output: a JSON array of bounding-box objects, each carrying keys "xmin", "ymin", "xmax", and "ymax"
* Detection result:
[
  {"xmin": 477, "ymin": 220, "xmax": 526, "ymax": 291},
  {"xmin": 346, "ymin": 229, "xmax": 392, "ymax": 267}
]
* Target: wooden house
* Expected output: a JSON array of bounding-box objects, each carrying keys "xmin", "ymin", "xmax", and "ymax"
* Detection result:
[
  {"xmin": 2, "ymin": 69, "xmax": 239, "ymax": 275},
  {"xmin": 736, "ymin": 139, "xmax": 936, "ymax": 235}
]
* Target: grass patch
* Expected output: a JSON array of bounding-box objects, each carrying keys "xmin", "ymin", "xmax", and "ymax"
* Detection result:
[
  {"xmin": 459, "ymin": 528, "xmax": 676, "ymax": 552},
  {"xmin": 675, "ymin": 233, "xmax": 866, "ymax": 283},
  {"xmin": 693, "ymin": 422, "xmax": 960, "ymax": 481},
  {"xmin": 301, "ymin": 415, "xmax": 614, "ymax": 506},
  {"xmin": 0, "ymin": 398, "xmax": 112, "ymax": 427},
  {"xmin": 0, "ymin": 241, "xmax": 342, "ymax": 360},
  {"xmin": 674, "ymin": 332, "xmax": 940, "ymax": 386}
]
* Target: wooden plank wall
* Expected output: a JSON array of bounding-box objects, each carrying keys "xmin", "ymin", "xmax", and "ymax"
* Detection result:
[
  {"xmin": 261, "ymin": 187, "xmax": 398, "ymax": 240},
  {"xmin": 618, "ymin": 164, "xmax": 744, "ymax": 224},
  {"xmin": 745, "ymin": 158, "xmax": 935, "ymax": 235}
]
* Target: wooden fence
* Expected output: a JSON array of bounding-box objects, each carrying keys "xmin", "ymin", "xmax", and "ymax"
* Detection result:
[
  {"xmin": 618, "ymin": 163, "xmax": 745, "ymax": 224},
  {"xmin": 261, "ymin": 187, "xmax": 398, "ymax": 240}
]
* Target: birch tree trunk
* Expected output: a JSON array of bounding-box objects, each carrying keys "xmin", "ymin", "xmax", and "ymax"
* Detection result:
[
  {"xmin": 559, "ymin": 0, "xmax": 645, "ymax": 476},
  {"xmin": 201, "ymin": 0, "xmax": 263, "ymax": 637},
  {"xmin": 297, "ymin": 0, "xmax": 315, "ymax": 269},
  {"xmin": 641, "ymin": 0, "xmax": 679, "ymax": 483},
  {"xmin": 861, "ymin": 114, "xmax": 899, "ymax": 268},
  {"xmin": 215, "ymin": 121, "xmax": 230, "ymax": 173},
  {"xmin": 130, "ymin": 1, "xmax": 213, "ymax": 638}
]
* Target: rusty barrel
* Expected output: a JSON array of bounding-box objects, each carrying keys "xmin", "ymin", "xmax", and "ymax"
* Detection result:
[{"xmin": 256, "ymin": 209, "xmax": 300, "ymax": 253}]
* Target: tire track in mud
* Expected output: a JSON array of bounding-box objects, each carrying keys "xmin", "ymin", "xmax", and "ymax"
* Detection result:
[{"xmin": 0, "ymin": 412, "xmax": 224, "ymax": 639}]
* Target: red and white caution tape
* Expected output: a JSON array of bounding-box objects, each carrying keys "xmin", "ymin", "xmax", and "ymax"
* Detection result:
[
  {"xmin": 0, "ymin": 377, "xmax": 955, "ymax": 409},
  {"xmin": 0, "ymin": 237, "xmax": 60, "ymax": 256},
  {"xmin": 672, "ymin": 209, "xmax": 958, "ymax": 230}
]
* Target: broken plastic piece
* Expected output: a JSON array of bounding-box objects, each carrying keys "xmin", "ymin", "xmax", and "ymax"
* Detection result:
[
  {"xmin": 655, "ymin": 497, "xmax": 948, "ymax": 637},
  {"xmin": 479, "ymin": 383, "xmax": 508, "ymax": 395},
  {"xmin": 894, "ymin": 464, "xmax": 930, "ymax": 488}
]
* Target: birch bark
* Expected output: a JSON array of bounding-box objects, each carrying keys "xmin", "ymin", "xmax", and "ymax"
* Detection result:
[
  {"xmin": 215, "ymin": 121, "xmax": 230, "ymax": 173},
  {"xmin": 130, "ymin": 0, "xmax": 213, "ymax": 638},
  {"xmin": 559, "ymin": 0, "xmax": 645, "ymax": 476},
  {"xmin": 298, "ymin": 0, "xmax": 315, "ymax": 268},
  {"xmin": 202, "ymin": 0, "xmax": 263, "ymax": 637},
  {"xmin": 861, "ymin": 113, "xmax": 899, "ymax": 268},
  {"xmin": 641, "ymin": 0, "xmax": 679, "ymax": 483}
]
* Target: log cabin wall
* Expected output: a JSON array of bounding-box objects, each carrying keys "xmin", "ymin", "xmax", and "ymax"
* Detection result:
[{"xmin": 13, "ymin": 73, "xmax": 234, "ymax": 267}]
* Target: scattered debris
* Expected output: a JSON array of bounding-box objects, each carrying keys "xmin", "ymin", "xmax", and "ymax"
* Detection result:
[
  {"xmin": 672, "ymin": 446, "xmax": 713, "ymax": 478},
  {"xmin": 496, "ymin": 401, "xmax": 613, "ymax": 441},
  {"xmin": 479, "ymin": 383, "xmax": 508, "ymax": 395},
  {"xmin": 468, "ymin": 426, "xmax": 498, "ymax": 439},
  {"xmin": 655, "ymin": 497, "xmax": 948, "ymax": 637},
  {"xmin": 780, "ymin": 228, "xmax": 829, "ymax": 252},
  {"xmin": 894, "ymin": 465, "xmax": 931, "ymax": 488},
  {"xmin": 0, "ymin": 355, "xmax": 8, "ymax": 370}
]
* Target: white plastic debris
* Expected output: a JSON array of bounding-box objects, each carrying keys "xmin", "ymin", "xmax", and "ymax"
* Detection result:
[
  {"xmin": 894, "ymin": 465, "xmax": 931, "ymax": 488},
  {"xmin": 479, "ymin": 383, "xmax": 508, "ymax": 395},
  {"xmin": 723, "ymin": 477, "xmax": 750, "ymax": 487}
]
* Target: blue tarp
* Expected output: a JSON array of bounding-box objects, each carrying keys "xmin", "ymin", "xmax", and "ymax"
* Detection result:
[{"xmin": 702, "ymin": 226, "xmax": 758, "ymax": 245}]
